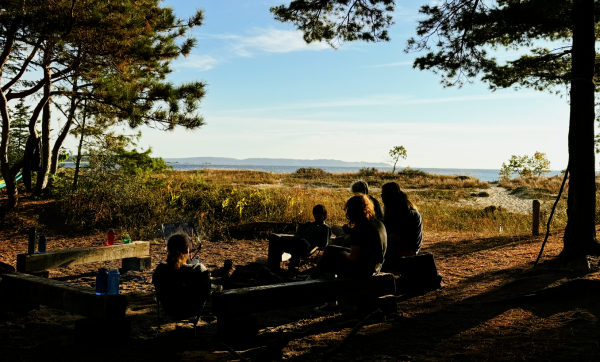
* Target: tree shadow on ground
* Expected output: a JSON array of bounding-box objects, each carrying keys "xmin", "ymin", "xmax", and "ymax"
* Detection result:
[
  {"xmin": 425, "ymin": 233, "xmax": 549, "ymax": 259},
  {"xmin": 284, "ymin": 262, "xmax": 599, "ymax": 361}
]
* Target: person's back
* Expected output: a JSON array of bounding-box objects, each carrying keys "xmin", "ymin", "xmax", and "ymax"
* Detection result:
[
  {"xmin": 381, "ymin": 182, "xmax": 423, "ymax": 257},
  {"xmin": 152, "ymin": 234, "xmax": 212, "ymax": 319},
  {"xmin": 350, "ymin": 218, "xmax": 387, "ymax": 276}
]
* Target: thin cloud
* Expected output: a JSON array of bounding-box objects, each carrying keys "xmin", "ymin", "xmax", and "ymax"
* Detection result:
[
  {"xmin": 210, "ymin": 28, "xmax": 331, "ymax": 57},
  {"xmin": 176, "ymin": 54, "xmax": 219, "ymax": 71}
]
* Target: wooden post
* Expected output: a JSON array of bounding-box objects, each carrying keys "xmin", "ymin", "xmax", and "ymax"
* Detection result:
[{"xmin": 532, "ymin": 200, "xmax": 541, "ymax": 236}]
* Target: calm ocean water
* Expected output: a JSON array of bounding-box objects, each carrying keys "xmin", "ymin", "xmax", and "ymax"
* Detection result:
[{"xmin": 166, "ymin": 164, "xmax": 563, "ymax": 182}]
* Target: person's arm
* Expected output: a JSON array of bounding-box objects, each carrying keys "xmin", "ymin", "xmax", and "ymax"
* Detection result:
[{"xmin": 346, "ymin": 245, "xmax": 360, "ymax": 261}]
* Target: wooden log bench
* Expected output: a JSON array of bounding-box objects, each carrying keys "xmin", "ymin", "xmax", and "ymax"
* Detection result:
[
  {"xmin": 16, "ymin": 241, "xmax": 151, "ymax": 274},
  {"xmin": 0, "ymin": 271, "xmax": 130, "ymax": 343},
  {"xmin": 211, "ymin": 273, "xmax": 396, "ymax": 340}
]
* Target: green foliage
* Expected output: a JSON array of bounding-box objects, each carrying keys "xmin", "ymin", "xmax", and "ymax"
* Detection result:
[
  {"xmin": 388, "ymin": 145, "xmax": 407, "ymax": 173},
  {"xmin": 114, "ymin": 147, "xmax": 172, "ymax": 175},
  {"xmin": 499, "ymin": 152, "xmax": 551, "ymax": 180},
  {"xmin": 271, "ymin": 0, "xmax": 395, "ymax": 47},
  {"xmin": 83, "ymin": 131, "xmax": 171, "ymax": 177},
  {"xmin": 6, "ymin": 99, "xmax": 30, "ymax": 165}
]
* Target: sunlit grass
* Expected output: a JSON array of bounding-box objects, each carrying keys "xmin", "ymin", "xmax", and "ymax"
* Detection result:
[{"xmin": 52, "ymin": 168, "xmax": 581, "ymax": 241}]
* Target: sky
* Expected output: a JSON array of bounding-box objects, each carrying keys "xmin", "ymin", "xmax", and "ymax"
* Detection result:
[{"xmin": 65, "ymin": 0, "xmax": 575, "ymax": 169}]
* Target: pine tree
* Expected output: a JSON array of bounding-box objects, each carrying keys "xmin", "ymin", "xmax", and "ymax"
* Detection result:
[
  {"xmin": 7, "ymin": 99, "xmax": 31, "ymax": 165},
  {"xmin": 0, "ymin": 0, "xmax": 207, "ymax": 211}
]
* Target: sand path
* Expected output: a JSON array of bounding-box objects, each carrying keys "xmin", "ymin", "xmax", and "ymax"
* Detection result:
[{"xmin": 455, "ymin": 183, "xmax": 543, "ymax": 214}]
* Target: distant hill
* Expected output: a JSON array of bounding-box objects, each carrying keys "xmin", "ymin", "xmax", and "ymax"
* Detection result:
[{"xmin": 163, "ymin": 157, "xmax": 390, "ymax": 168}]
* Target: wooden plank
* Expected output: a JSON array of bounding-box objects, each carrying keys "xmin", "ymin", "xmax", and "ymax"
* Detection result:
[
  {"xmin": 212, "ymin": 273, "xmax": 395, "ymax": 316},
  {"xmin": 0, "ymin": 272, "xmax": 126, "ymax": 319},
  {"xmin": 16, "ymin": 241, "xmax": 149, "ymax": 272}
]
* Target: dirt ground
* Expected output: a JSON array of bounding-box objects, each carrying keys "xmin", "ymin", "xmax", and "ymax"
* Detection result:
[{"xmin": 1, "ymin": 197, "xmax": 600, "ymax": 362}]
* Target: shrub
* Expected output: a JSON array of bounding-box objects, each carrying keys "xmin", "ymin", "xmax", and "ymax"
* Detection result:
[
  {"xmin": 499, "ymin": 152, "xmax": 551, "ymax": 180},
  {"xmin": 295, "ymin": 167, "xmax": 328, "ymax": 177},
  {"xmin": 397, "ymin": 167, "xmax": 428, "ymax": 178},
  {"xmin": 358, "ymin": 167, "xmax": 378, "ymax": 177}
]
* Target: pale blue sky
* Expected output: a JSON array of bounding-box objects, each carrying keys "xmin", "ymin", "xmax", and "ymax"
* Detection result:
[{"xmin": 74, "ymin": 0, "xmax": 574, "ymax": 169}]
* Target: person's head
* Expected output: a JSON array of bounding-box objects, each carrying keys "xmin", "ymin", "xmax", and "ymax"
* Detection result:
[
  {"xmin": 381, "ymin": 181, "xmax": 417, "ymax": 212},
  {"xmin": 350, "ymin": 180, "xmax": 369, "ymax": 195},
  {"xmin": 166, "ymin": 233, "xmax": 190, "ymax": 269},
  {"xmin": 312, "ymin": 204, "xmax": 327, "ymax": 223},
  {"xmin": 345, "ymin": 194, "xmax": 376, "ymax": 225}
]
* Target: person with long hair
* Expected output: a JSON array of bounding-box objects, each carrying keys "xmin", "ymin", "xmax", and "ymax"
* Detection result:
[
  {"xmin": 330, "ymin": 179, "xmax": 383, "ymax": 247},
  {"xmin": 381, "ymin": 182, "xmax": 423, "ymax": 258},
  {"xmin": 309, "ymin": 194, "xmax": 387, "ymax": 313},
  {"xmin": 152, "ymin": 233, "xmax": 220, "ymax": 319}
]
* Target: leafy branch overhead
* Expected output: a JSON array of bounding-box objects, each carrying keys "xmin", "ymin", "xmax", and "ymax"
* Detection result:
[
  {"xmin": 405, "ymin": 0, "xmax": 596, "ymax": 91},
  {"xmin": 270, "ymin": 0, "xmax": 395, "ymax": 47}
]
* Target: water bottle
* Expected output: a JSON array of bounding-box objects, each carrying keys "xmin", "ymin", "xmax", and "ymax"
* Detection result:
[
  {"xmin": 107, "ymin": 268, "xmax": 120, "ymax": 295},
  {"xmin": 95, "ymin": 268, "xmax": 108, "ymax": 295},
  {"xmin": 107, "ymin": 229, "xmax": 115, "ymax": 246},
  {"xmin": 38, "ymin": 235, "xmax": 47, "ymax": 253},
  {"xmin": 27, "ymin": 227, "xmax": 36, "ymax": 255}
]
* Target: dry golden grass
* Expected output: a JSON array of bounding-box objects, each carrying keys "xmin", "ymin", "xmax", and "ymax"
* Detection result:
[
  {"xmin": 51, "ymin": 168, "xmax": 571, "ymax": 242},
  {"xmin": 280, "ymin": 169, "xmax": 490, "ymax": 190},
  {"xmin": 499, "ymin": 175, "xmax": 567, "ymax": 194}
]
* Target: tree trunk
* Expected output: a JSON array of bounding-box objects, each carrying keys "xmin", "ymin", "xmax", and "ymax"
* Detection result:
[
  {"xmin": 563, "ymin": 0, "xmax": 600, "ymax": 259},
  {"xmin": 34, "ymin": 49, "xmax": 52, "ymax": 195},
  {"xmin": 73, "ymin": 106, "xmax": 88, "ymax": 190},
  {"xmin": 0, "ymin": 23, "xmax": 20, "ymax": 214},
  {"xmin": 48, "ymin": 79, "xmax": 79, "ymax": 191},
  {"xmin": 0, "ymin": 89, "xmax": 18, "ymax": 214}
]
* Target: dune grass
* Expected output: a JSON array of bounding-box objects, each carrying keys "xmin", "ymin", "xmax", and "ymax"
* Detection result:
[
  {"xmin": 49, "ymin": 168, "xmax": 580, "ymax": 242},
  {"xmin": 498, "ymin": 175, "xmax": 568, "ymax": 194}
]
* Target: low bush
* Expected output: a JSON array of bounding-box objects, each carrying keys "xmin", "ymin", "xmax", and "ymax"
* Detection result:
[
  {"xmin": 295, "ymin": 167, "xmax": 329, "ymax": 177},
  {"xmin": 357, "ymin": 167, "xmax": 378, "ymax": 177},
  {"xmin": 397, "ymin": 167, "xmax": 428, "ymax": 178}
]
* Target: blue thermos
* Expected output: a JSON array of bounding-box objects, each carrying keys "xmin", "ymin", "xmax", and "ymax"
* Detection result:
[
  {"xmin": 96, "ymin": 268, "xmax": 108, "ymax": 295},
  {"xmin": 107, "ymin": 268, "xmax": 120, "ymax": 295},
  {"xmin": 38, "ymin": 235, "xmax": 47, "ymax": 253}
]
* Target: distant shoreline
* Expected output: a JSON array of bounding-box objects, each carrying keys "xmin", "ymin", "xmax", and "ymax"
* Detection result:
[{"xmin": 59, "ymin": 162, "xmax": 563, "ymax": 182}]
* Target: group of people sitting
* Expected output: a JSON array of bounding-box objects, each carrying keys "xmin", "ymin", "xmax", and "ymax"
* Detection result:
[
  {"xmin": 265, "ymin": 180, "xmax": 422, "ymax": 312},
  {"xmin": 152, "ymin": 180, "xmax": 422, "ymax": 318}
]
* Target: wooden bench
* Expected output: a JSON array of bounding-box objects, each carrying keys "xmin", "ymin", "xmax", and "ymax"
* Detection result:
[
  {"xmin": 212, "ymin": 273, "xmax": 396, "ymax": 340},
  {"xmin": 0, "ymin": 271, "xmax": 130, "ymax": 343},
  {"xmin": 16, "ymin": 241, "xmax": 151, "ymax": 274}
]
